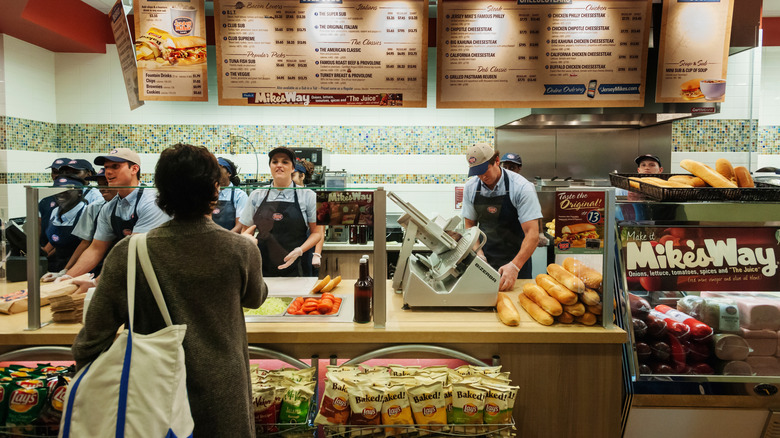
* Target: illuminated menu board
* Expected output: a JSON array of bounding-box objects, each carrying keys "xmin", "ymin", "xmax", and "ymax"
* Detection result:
[
  {"xmin": 655, "ymin": 0, "xmax": 734, "ymax": 103},
  {"xmin": 437, "ymin": 0, "xmax": 651, "ymax": 108},
  {"xmin": 214, "ymin": 0, "xmax": 428, "ymax": 107}
]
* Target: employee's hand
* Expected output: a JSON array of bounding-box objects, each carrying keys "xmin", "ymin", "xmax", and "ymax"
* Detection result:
[
  {"xmin": 278, "ymin": 247, "xmax": 303, "ymax": 270},
  {"xmin": 498, "ymin": 262, "xmax": 521, "ymax": 291},
  {"xmin": 41, "ymin": 269, "xmax": 67, "ymax": 282},
  {"xmin": 312, "ymin": 253, "xmax": 321, "ymax": 268},
  {"xmin": 53, "ymin": 274, "xmax": 73, "ymax": 283},
  {"xmin": 538, "ymin": 232, "xmax": 550, "ymax": 247},
  {"xmin": 240, "ymin": 225, "xmax": 257, "ymax": 245}
]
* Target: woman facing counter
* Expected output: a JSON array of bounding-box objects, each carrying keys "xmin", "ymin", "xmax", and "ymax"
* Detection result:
[{"xmin": 0, "ymin": 278, "xmax": 625, "ymax": 438}]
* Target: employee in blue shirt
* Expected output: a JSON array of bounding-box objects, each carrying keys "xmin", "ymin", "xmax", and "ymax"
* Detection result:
[
  {"xmin": 41, "ymin": 176, "xmax": 88, "ymax": 278},
  {"xmin": 213, "ymin": 157, "xmax": 248, "ymax": 232}
]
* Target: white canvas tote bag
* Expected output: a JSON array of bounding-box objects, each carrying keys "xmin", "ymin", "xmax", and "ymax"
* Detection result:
[{"xmin": 59, "ymin": 233, "xmax": 194, "ymax": 437}]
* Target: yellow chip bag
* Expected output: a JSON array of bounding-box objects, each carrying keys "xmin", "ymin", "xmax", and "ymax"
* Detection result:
[
  {"xmin": 381, "ymin": 384, "xmax": 414, "ymax": 437},
  {"xmin": 407, "ymin": 382, "xmax": 447, "ymax": 436}
]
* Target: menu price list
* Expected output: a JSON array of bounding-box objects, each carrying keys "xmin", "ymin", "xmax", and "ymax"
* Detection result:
[
  {"xmin": 215, "ymin": 0, "xmax": 427, "ymax": 107},
  {"xmin": 437, "ymin": 0, "xmax": 651, "ymax": 108},
  {"xmin": 142, "ymin": 70, "xmax": 205, "ymax": 98}
]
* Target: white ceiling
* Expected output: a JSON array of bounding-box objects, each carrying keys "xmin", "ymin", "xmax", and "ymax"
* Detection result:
[{"xmin": 81, "ymin": 0, "xmax": 780, "ymax": 17}]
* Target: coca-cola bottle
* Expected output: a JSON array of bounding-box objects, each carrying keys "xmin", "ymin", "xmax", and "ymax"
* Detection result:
[{"xmin": 354, "ymin": 258, "xmax": 372, "ymax": 323}]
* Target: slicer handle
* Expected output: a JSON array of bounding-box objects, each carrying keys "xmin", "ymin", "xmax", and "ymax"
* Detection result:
[{"xmin": 475, "ymin": 229, "xmax": 487, "ymax": 252}]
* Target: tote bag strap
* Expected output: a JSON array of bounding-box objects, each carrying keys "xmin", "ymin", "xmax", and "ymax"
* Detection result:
[
  {"xmin": 127, "ymin": 234, "xmax": 173, "ymax": 328},
  {"xmin": 135, "ymin": 233, "xmax": 174, "ymax": 326}
]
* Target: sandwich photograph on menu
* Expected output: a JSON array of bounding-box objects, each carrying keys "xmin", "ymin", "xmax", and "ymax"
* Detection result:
[
  {"xmin": 135, "ymin": 27, "xmax": 206, "ymax": 68},
  {"xmin": 680, "ymin": 78, "xmax": 704, "ymax": 101},
  {"xmin": 556, "ymin": 223, "xmax": 600, "ymax": 248}
]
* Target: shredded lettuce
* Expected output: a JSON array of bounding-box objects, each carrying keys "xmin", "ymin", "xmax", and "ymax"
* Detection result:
[{"xmin": 244, "ymin": 297, "xmax": 291, "ymax": 316}]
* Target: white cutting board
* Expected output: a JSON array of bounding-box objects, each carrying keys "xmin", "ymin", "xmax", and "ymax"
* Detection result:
[{"xmin": 264, "ymin": 277, "xmax": 318, "ymax": 296}]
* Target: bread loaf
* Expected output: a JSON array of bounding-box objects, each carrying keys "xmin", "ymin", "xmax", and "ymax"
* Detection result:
[
  {"xmin": 496, "ymin": 292, "xmax": 521, "ymax": 326},
  {"xmin": 563, "ymin": 302, "xmax": 586, "ymax": 316},
  {"xmin": 562, "ymin": 258, "xmax": 603, "ymax": 291},
  {"xmin": 522, "ymin": 283, "xmax": 563, "ymax": 316},
  {"xmin": 546, "ymin": 263, "xmax": 585, "ymax": 293},
  {"xmin": 667, "ymin": 175, "xmax": 697, "ymax": 186},
  {"xmin": 557, "ymin": 311, "xmax": 575, "ymax": 324},
  {"xmin": 690, "ymin": 177, "xmax": 706, "ymax": 187},
  {"xmin": 575, "ymin": 312, "xmax": 598, "ymax": 326},
  {"xmin": 679, "ymin": 159, "xmax": 738, "ymax": 188},
  {"xmin": 535, "ymin": 274, "xmax": 578, "ymax": 305},
  {"xmin": 715, "ymin": 158, "xmax": 736, "ymax": 183},
  {"xmin": 579, "ymin": 288, "xmax": 602, "ymax": 306},
  {"xmin": 517, "ymin": 294, "xmax": 554, "ymax": 326},
  {"xmin": 734, "ymin": 166, "xmax": 754, "ymax": 188}
]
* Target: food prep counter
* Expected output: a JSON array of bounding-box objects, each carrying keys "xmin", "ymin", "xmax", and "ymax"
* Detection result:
[{"xmin": 0, "ymin": 278, "xmax": 626, "ymax": 438}]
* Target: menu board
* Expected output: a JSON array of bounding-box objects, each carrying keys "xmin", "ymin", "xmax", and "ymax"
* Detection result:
[
  {"xmin": 437, "ymin": 0, "xmax": 651, "ymax": 108},
  {"xmin": 109, "ymin": 1, "xmax": 143, "ymax": 110},
  {"xmin": 655, "ymin": 0, "xmax": 734, "ymax": 103},
  {"xmin": 133, "ymin": 0, "xmax": 208, "ymax": 101},
  {"xmin": 214, "ymin": 0, "xmax": 427, "ymax": 107},
  {"xmin": 316, "ymin": 191, "xmax": 374, "ymax": 226}
]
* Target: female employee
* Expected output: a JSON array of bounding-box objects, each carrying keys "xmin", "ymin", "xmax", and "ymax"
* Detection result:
[
  {"xmin": 42, "ymin": 176, "xmax": 88, "ymax": 277},
  {"xmin": 213, "ymin": 157, "xmax": 248, "ymax": 232},
  {"xmin": 240, "ymin": 147, "xmax": 322, "ymax": 277}
]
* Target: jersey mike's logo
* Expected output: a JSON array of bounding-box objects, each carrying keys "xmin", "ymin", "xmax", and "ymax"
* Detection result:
[
  {"xmin": 213, "ymin": 208, "xmax": 221, "ymax": 214},
  {"xmin": 273, "ymin": 213, "xmax": 284, "ymax": 221},
  {"xmin": 52, "ymin": 234, "xmax": 60, "ymax": 242},
  {"xmin": 487, "ymin": 206, "xmax": 498, "ymax": 214}
]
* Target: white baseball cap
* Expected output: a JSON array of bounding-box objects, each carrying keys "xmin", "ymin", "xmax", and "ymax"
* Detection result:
[{"xmin": 466, "ymin": 142, "xmax": 495, "ymax": 177}]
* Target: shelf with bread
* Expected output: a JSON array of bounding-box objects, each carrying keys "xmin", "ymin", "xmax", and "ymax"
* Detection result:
[{"xmin": 610, "ymin": 158, "xmax": 780, "ymax": 202}]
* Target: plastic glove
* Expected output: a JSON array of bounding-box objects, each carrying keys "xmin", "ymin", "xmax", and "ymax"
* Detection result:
[
  {"xmin": 538, "ymin": 232, "xmax": 550, "ymax": 247},
  {"xmin": 53, "ymin": 274, "xmax": 73, "ymax": 283},
  {"xmin": 476, "ymin": 250, "xmax": 488, "ymax": 263},
  {"xmin": 497, "ymin": 262, "xmax": 521, "ymax": 291},
  {"xmin": 278, "ymin": 247, "xmax": 303, "ymax": 270},
  {"xmin": 240, "ymin": 225, "xmax": 257, "ymax": 245},
  {"xmin": 312, "ymin": 253, "xmax": 322, "ymax": 268},
  {"xmin": 41, "ymin": 269, "xmax": 67, "ymax": 282}
]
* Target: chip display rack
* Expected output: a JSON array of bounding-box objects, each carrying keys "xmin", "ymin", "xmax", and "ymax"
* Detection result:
[{"xmin": 319, "ymin": 345, "xmax": 516, "ymax": 438}]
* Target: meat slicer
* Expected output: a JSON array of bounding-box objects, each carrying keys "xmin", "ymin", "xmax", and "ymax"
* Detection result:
[{"xmin": 388, "ymin": 192, "xmax": 499, "ymax": 307}]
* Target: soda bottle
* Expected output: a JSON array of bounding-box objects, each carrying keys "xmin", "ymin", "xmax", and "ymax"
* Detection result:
[{"xmin": 354, "ymin": 258, "xmax": 372, "ymax": 323}]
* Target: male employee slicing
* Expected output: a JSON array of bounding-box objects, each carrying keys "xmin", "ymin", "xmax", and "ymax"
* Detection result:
[
  {"xmin": 61, "ymin": 148, "xmax": 170, "ymax": 279},
  {"xmin": 462, "ymin": 142, "xmax": 542, "ymax": 291}
]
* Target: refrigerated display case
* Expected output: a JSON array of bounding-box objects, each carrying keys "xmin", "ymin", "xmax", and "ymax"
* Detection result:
[{"xmin": 614, "ymin": 200, "xmax": 780, "ymax": 437}]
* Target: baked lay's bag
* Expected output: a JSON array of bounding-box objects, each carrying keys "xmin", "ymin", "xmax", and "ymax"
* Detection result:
[
  {"xmin": 388, "ymin": 365, "xmax": 420, "ymax": 377},
  {"xmin": 348, "ymin": 382, "xmax": 384, "ymax": 436},
  {"xmin": 407, "ymin": 382, "xmax": 447, "ymax": 436},
  {"xmin": 314, "ymin": 375, "xmax": 351, "ymax": 427},
  {"xmin": 380, "ymin": 384, "xmax": 414, "ymax": 437},
  {"xmin": 449, "ymin": 383, "xmax": 487, "ymax": 435},
  {"xmin": 277, "ymin": 366, "xmax": 316, "ymax": 383},
  {"xmin": 469, "ymin": 365, "xmax": 502, "ymax": 377},
  {"xmin": 482, "ymin": 384, "xmax": 518, "ymax": 436}
]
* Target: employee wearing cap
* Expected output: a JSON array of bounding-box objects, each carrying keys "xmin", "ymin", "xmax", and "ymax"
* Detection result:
[
  {"xmin": 213, "ymin": 157, "xmax": 249, "ymax": 232},
  {"xmin": 462, "ymin": 142, "xmax": 542, "ymax": 291},
  {"xmin": 635, "ymin": 154, "xmax": 663, "ymax": 174},
  {"xmin": 500, "ymin": 153, "xmax": 523, "ymax": 174},
  {"xmin": 59, "ymin": 158, "xmax": 104, "ymax": 204},
  {"xmin": 41, "ymin": 176, "xmax": 89, "ymax": 280},
  {"xmin": 61, "ymin": 148, "xmax": 170, "ymax": 280},
  {"xmin": 239, "ymin": 147, "xmax": 322, "ymax": 277},
  {"xmin": 292, "ymin": 159, "xmax": 325, "ymax": 276},
  {"xmin": 39, "ymin": 158, "xmax": 72, "ymax": 258}
]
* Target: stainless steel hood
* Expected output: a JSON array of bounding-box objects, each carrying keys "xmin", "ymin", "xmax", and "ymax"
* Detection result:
[{"xmin": 493, "ymin": 0, "xmax": 762, "ymax": 130}]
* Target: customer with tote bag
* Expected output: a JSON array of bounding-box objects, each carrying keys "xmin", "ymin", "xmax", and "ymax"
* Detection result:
[{"xmin": 66, "ymin": 144, "xmax": 267, "ymax": 437}]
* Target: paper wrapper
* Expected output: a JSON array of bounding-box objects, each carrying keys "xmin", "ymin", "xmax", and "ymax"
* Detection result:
[{"xmin": 0, "ymin": 275, "xmax": 90, "ymax": 314}]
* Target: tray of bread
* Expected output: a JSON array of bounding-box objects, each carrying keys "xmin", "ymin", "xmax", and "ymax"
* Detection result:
[{"xmin": 611, "ymin": 159, "xmax": 780, "ymax": 202}]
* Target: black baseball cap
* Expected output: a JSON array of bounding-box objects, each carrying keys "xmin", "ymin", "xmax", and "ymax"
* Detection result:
[
  {"xmin": 61, "ymin": 159, "xmax": 96, "ymax": 173},
  {"xmin": 268, "ymin": 147, "xmax": 296, "ymax": 162},
  {"xmin": 46, "ymin": 158, "xmax": 71, "ymax": 170},
  {"xmin": 635, "ymin": 154, "xmax": 661, "ymax": 166}
]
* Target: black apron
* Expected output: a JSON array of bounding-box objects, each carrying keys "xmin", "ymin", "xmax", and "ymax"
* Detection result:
[
  {"xmin": 109, "ymin": 188, "xmax": 144, "ymax": 244},
  {"xmin": 253, "ymin": 186, "xmax": 313, "ymax": 277},
  {"xmin": 473, "ymin": 169, "xmax": 532, "ymax": 279},
  {"xmin": 45, "ymin": 204, "xmax": 86, "ymax": 272},
  {"xmin": 212, "ymin": 188, "xmax": 237, "ymax": 230}
]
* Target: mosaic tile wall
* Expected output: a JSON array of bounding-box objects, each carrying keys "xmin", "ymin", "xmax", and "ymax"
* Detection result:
[{"xmin": 2, "ymin": 116, "xmax": 779, "ymax": 184}]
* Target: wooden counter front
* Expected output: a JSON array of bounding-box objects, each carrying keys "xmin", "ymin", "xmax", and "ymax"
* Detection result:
[{"xmin": 0, "ymin": 279, "xmax": 626, "ymax": 438}]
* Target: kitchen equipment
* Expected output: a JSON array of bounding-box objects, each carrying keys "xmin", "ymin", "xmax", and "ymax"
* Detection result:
[
  {"xmin": 324, "ymin": 170, "xmax": 348, "ymax": 188},
  {"xmin": 388, "ymin": 192, "xmax": 498, "ymax": 308}
]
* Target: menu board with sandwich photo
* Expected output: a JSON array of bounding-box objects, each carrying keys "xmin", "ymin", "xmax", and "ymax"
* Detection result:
[
  {"xmin": 437, "ymin": 0, "xmax": 652, "ymax": 108},
  {"xmin": 655, "ymin": 0, "xmax": 734, "ymax": 103},
  {"xmin": 134, "ymin": 0, "xmax": 208, "ymax": 101},
  {"xmin": 214, "ymin": 0, "xmax": 427, "ymax": 107},
  {"xmin": 554, "ymin": 190, "xmax": 605, "ymax": 255}
]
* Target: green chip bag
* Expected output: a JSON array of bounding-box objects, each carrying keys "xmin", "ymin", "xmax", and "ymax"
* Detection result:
[{"xmin": 6, "ymin": 379, "xmax": 48, "ymax": 426}]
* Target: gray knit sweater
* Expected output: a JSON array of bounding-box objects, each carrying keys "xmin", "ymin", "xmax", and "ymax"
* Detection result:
[{"xmin": 72, "ymin": 217, "xmax": 267, "ymax": 437}]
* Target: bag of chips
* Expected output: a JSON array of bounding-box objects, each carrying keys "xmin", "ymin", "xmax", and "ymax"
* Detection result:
[
  {"xmin": 348, "ymin": 383, "xmax": 384, "ymax": 436},
  {"xmin": 407, "ymin": 382, "xmax": 447, "ymax": 436},
  {"xmin": 449, "ymin": 383, "xmax": 487, "ymax": 435},
  {"xmin": 381, "ymin": 384, "xmax": 414, "ymax": 437},
  {"xmin": 314, "ymin": 375, "xmax": 351, "ymax": 427}
]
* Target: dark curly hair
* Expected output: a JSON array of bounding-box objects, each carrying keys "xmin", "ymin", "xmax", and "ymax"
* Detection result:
[
  {"xmin": 220, "ymin": 157, "xmax": 241, "ymax": 186},
  {"xmin": 155, "ymin": 144, "xmax": 220, "ymax": 220}
]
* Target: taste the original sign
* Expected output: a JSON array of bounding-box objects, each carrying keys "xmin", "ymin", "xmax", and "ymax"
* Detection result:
[{"xmin": 621, "ymin": 226, "xmax": 779, "ymax": 291}]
